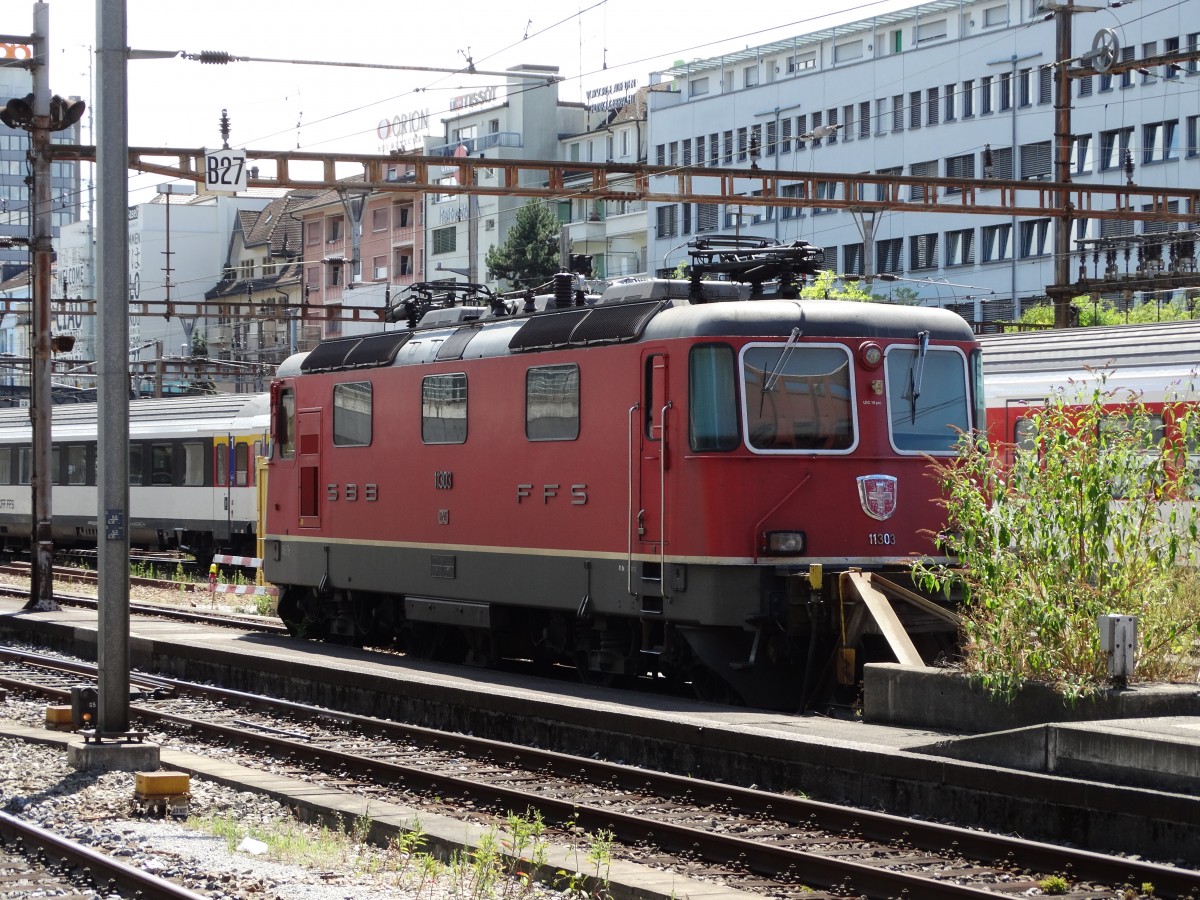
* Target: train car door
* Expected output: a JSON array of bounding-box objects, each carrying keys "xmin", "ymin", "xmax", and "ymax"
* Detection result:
[
  {"xmin": 297, "ymin": 409, "xmax": 322, "ymax": 528},
  {"xmin": 636, "ymin": 350, "xmax": 671, "ymax": 583}
]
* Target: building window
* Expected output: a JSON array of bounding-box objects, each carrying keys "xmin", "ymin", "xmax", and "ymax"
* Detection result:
[
  {"xmin": 1120, "ymin": 46, "xmax": 1135, "ymax": 88},
  {"xmin": 1019, "ymin": 219, "xmax": 1051, "ymax": 258},
  {"xmin": 892, "ymin": 94, "xmax": 904, "ymax": 132},
  {"xmin": 656, "ymin": 204, "xmax": 679, "ymax": 238},
  {"xmin": 1164, "ymin": 37, "xmax": 1180, "ymax": 78},
  {"xmin": 945, "ymin": 153, "xmax": 974, "ymax": 194},
  {"xmin": 1017, "ymin": 68, "xmax": 1032, "ymax": 107},
  {"xmin": 1078, "ymin": 75, "xmax": 1093, "ymax": 97},
  {"xmin": 980, "ymin": 75, "xmax": 994, "ymax": 115},
  {"xmin": 422, "ymin": 373, "xmax": 467, "ymax": 444},
  {"xmin": 944, "ymin": 83, "xmax": 956, "ymax": 121},
  {"xmin": 999, "ymin": 72, "xmax": 1012, "ymax": 111},
  {"xmin": 780, "ymin": 118, "xmax": 792, "ymax": 153},
  {"xmin": 306, "ymin": 222, "xmax": 320, "ymax": 245},
  {"xmin": 765, "ymin": 121, "xmax": 777, "ymax": 156},
  {"xmin": 736, "ymin": 127, "xmax": 748, "ymax": 161},
  {"xmin": 1019, "ymin": 140, "xmax": 1051, "ymax": 179},
  {"xmin": 983, "ymin": 4, "xmax": 1008, "ymax": 27},
  {"xmin": 859, "ymin": 101, "xmax": 871, "ymax": 140},
  {"xmin": 326, "ymin": 216, "xmax": 343, "ymax": 242},
  {"xmin": 909, "ymin": 91, "xmax": 922, "ymax": 129},
  {"xmin": 876, "ymin": 166, "xmax": 901, "ymax": 202},
  {"xmin": 780, "ymin": 184, "xmax": 805, "ymax": 219},
  {"xmin": 1188, "ymin": 116, "xmax": 1200, "ymax": 159},
  {"xmin": 655, "ymin": 144, "xmax": 665, "ymax": 165},
  {"xmin": 909, "ymin": 159, "xmax": 937, "ymax": 201},
  {"xmin": 333, "ymin": 382, "xmax": 372, "ymax": 447},
  {"xmin": 371, "ymin": 208, "xmax": 388, "ymax": 232},
  {"xmin": 945, "ymin": 229, "xmax": 975, "ymax": 267},
  {"xmin": 690, "ymin": 76, "xmax": 709, "ymax": 97},
  {"xmin": 910, "ymin": 233, "xmax": 938, "ymax": 270},
  {"xmin": 981, "ymin": 224, "xmax": 1012, "ymax": 262},
  {"xmin": 787, "ymin": 51, "xmax": 816, "ymax": 72},
  {"xmin": 697, "ymin": 203, "xmax": 719, "ymax": 232},
  {"xmin": 372, "ymin": 255, "xmax": 387, "ymax": 280},
  {"xmin": 877, "ymin": 238, "xmax": 903, "ymax": 274},
  {"xmin": 1099, "ymin": 127, "xmax": 1133, "ymax": 170},
  {"xmin": 722, "ymin": 130, "xmax": 734, "ymax": 164},
  {"xmin": 1143, "ymin": 120, "xmax": 1178, "ymax": 163},
  {"xmin": 915, "ymin": 18, "xmax": 947, "ymax": 43},
  {"xmin": 432, "ymin": 226, "xmax": 456, "ymax": 255},
  {"xmin": 743, "ymin": 64, "xmax": 760, "ymax": 87},
  {"xmin": 1072, "ymin": 134, "xmax": 1093, "ymax": 174},
  {"xmin": 835, "ymin": 39, "xmax": 864, "ymax": 62},
  {"xmin": 843, "ymin": 243, "xmax": 864, "ymax": 274},
  {"xmin": 795, "ymin": 115, "xmax": 807, "ymax": 149},
  {"xmin": 842, "ymin": 105, "xmax": 855, "ymax": 142},
  {"xmin": 926, "ymin": 87, "xmax": 940, "ymax": 125},
  {"xmin": 825, "ymin": 108, "xmax": 839, "ymax": 144},
  {"xmin": 1038, "ymin": 65, "xmax": 1053, "ymax": 104}
]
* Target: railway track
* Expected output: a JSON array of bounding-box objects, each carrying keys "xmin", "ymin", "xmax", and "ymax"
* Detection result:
[
  {"xmin": 0, "ymin": 807, "xmax": 209, "ymax": 900},
  {"xmin": 1, "ymin": 647, "xmax": 1194, "ymax": 899}
]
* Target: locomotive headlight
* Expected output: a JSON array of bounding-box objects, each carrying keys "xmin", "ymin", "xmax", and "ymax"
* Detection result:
[
  {"xmin": 763, "ymin": 530, "xmax": 806, "ymax": 555},
  {"xmin": 859, "ymin": 342, "xmax": 883, "ymax": 369}
]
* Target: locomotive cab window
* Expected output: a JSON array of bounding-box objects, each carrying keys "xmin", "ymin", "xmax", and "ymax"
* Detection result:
[
  {"xmin": 741, "ymin": 343, "xmax": 854, "ymax": 452},
  {"xmin": 885, "ymin": 343, "xmax": 971, "ymax": 453},
  {"xmin": 526, "ymin": 364, "xmax": 579, "ymax": 441},
  {"xmin": 422, "ymin": 373, "xmax": 467, "ymax": 444},
  {"xmin": 276, "ymin": 387, "xmax": 295, "ymax": 459},
  {"xmin": 333, "ymin": 381, "xmax": 373, "ymax": 447},
  {"xmin": 689, "ymin": 344, "xmax": 739, "ymax": 451}
]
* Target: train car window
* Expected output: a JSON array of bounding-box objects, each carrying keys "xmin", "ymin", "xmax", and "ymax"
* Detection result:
[
  {"xmin": 276, "ymin": 388, "xmax": 295, "ymax": 459},
  {"xmin": 1099, "ymin": 413, "xmax": 1165, "ymax": 448},
  {"xmin": 150, "ymin": 443, "xmax": 174, "ymax": 485},
  {"xmin": 17, "ymin": 447, "xmax": 30, "ymax": 485},
  {"xmin": 0, "ymin": 448, "xmax": 9, "ymax": 485},
  {"xmin": 526, "ymin": 364, "xmax": 579, "ymax": 441},
  {"xmin": 422, "ymin": 373, "xmax": 467, "ymax": 444},
  {"xmin": 67, "ymin": 446, "xmax": 87, "ymax": 485},
  {"xmin": 51, "ymin": 448, "xmax": 62, "ymax": 485},
  {"xmin": 885, "ymin": 347, "xmax": 970, "ymax": 453},
  {"xmin": 216, "ymin": 444, "xmax": 228, "ymax": 487},
  {"xmin": 689, "ymin": 344, "xmax": 739, "ymax": 452},
  {"xmin": 183, "ymin": 441, "xmax": 206, "ymax": 486},
  {"xmin": 333, "ymin": 381, "xmax": 373, "ymax": 447},
  {"xmin": 129, "ymin": 445, "xmax": 144, "ymax": 485},
  {"xmin": 235, "ymin": 442, "xmax": 250, "ymax": 486},
  {"xmin": 742, "ymin": 344, "xmax": 854, "ymax": 452},
  {"xmin": 1014, "ymin": 417, "xmax": 1038, "ymax": 451}
]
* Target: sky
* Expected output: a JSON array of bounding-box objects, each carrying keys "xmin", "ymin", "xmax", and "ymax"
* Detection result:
[{"xmin": 3, "ymin": 0, "xmax": 919, "ymax": 197}]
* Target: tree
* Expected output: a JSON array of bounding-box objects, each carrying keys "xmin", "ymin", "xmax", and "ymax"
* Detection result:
[{"xmin": 485, "ymin": 202, "xmax": 561, "ymax": 290}]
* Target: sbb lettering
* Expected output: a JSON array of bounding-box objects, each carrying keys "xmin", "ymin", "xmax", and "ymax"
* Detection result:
[
  {"xmin": 516, "ymin": 483, "xmax": 588, "ymax": 505},
  {"xmin": 326, "ymin": 483, "xmax": 378, "ymax": 501}
]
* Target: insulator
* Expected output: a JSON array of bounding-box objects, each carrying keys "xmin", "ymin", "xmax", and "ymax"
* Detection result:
[
  {"xmin": 552, "ymin": 272, "xmax": 573, "ymax": 310},
  {"xmin": 198, "ymin": 51, "xmax": 234, "ymax": 65}
]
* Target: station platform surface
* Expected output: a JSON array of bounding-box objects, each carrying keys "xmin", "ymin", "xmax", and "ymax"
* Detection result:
[{"xmin": 2, "ymin": 593, "xmax": 1199, "ymax": 867}]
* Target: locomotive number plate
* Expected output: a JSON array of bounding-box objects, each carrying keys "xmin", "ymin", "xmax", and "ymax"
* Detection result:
[{"xmin": 867, "ymin": 532, "xmax": 897, "ymax": 546}]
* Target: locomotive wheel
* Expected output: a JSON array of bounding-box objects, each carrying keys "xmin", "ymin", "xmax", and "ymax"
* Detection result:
[{"xmin": 277, "ymin": 587, "xmax": 317, "ymax": 639}]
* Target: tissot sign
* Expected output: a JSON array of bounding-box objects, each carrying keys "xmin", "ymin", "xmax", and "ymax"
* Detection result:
[{"xmin": 450, "ymin": 85, "xmax": 499, "ymax": 111}]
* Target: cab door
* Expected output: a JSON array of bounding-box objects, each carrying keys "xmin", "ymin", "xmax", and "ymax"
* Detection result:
[
  {"xmin": 636, "ymin": 350, "xmax": 671, "ymax": 573},
  {"xmin": 297, "ymin": 409, "xmax": 322, "ymax": 529}
]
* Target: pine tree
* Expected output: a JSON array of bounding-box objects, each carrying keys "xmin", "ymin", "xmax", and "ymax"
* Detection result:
[{"xmin": 485, "ymin": 202, "xmax": 561, "ymax": 290}]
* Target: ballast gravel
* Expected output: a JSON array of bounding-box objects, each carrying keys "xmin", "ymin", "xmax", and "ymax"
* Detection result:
[{"xmin": 0, "ymin": 697, "xmax": 567, "ymax": 900}]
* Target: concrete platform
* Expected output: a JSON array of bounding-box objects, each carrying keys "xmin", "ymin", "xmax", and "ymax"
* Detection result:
[{"xmin": 3, "ymin": 595, "xmax": 1200, "ymax": 866}]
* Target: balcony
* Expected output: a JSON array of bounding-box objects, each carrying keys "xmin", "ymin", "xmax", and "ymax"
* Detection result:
[{"xmin": 428, "ymin": 132, "xmax": 523, "ymax": 156}]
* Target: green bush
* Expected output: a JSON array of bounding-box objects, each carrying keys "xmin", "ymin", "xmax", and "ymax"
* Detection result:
[{"xmin": 915, "ymin": 377, "xmax": 1200, "ymax": 701}]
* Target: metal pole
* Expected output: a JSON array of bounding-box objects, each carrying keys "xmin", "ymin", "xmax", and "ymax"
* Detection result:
[
  {"xmin": 1052, "ymin": 1, "xmax": 1076, "ymax": 328},
  {"xmin": 95, "ymin": 0, "xmax": 131, "ymax": 735},
  {"xmin": 25, "ymin": 3, "xmax": 56, "ymax": 612}
]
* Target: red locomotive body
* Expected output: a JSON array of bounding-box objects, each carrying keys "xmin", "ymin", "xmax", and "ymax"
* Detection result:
[{"xmin": 264, "ymin": 242, "xmax": 983, "ymax": 708}]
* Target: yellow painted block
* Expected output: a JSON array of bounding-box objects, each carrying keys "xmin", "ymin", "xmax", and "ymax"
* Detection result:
[
  {"xmin": 135, "ymin": 771, "xmax": 191, "ymax": 796},
  {"xmin": 44, "ymin": 704, "xmax": 74, "ymax": 725}
]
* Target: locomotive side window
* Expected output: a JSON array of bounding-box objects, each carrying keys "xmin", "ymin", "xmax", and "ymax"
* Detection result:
[
  {"xmin": 422, "ymin": 373, "xmax": 467, "ymax": 444},
  {"xmin": 885, "ymin": 346, "xmax": 970, "ymax": 453},
  {"xmin": 129, "ymin": 445, "xmax": 144, "ymax": 485},
  {"xmin": 526, "ymin": 364, "xmax": 579, "ymax": 441},
  {"xmin": 183, "ymin": 441, "xmax": 206, "ymax": 486},
  {"xmin": 277, "ymin": 387, "xmax": 295, "ymax": 459},
  {"xmin": 741, "ymin": 344, "xmax": 854, "ymax": 452},
  {"xmin": 150, "ymin": 443, "xmax": 174, "ymax": 485},
  {"xmin": 689, "ymin": 344, "xmax": 739, "ymax": 452},
  {"xmin": 333, "ymin": 381, "xmax": 373, "ymax": 447}
]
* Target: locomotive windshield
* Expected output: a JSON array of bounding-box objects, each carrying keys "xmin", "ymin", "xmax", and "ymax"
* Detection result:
[
  {"xmin": 740, "ymin": 343, "xmax": 854, "ymax": 452},
  {"xmin": 885, "ymin": 346, "xmax": 971, "ymax": 452}
]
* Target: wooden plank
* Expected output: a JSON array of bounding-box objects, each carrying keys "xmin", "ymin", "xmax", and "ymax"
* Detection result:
[
  {"xmin": 869, "ymin": 573, "xmax": 962, "ymax": 628},
  {"xmin": 843, "ymin": 571, "xmax": 924, "ymax": 667}
]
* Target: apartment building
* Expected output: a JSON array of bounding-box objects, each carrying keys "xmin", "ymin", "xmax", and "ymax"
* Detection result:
[{"xmin": 644, "ymin": 0, "xmax": 1199, "ymax": 322}]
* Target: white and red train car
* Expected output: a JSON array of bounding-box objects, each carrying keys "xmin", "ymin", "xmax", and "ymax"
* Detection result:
[
  {"xmin": 262, "ymin": 241, "xmax": 983, "ymax": 708},
  {"xmin": 979, "ymin": 319, "xmax": 1200, "ymax": 455}
]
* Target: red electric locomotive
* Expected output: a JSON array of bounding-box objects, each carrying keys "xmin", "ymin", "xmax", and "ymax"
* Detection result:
[{"xmin": 263, "ymin": 239, "xmax": 984, "ymax": 709}]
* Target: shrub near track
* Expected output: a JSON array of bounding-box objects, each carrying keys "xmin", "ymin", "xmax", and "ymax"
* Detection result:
[{"xmin": 915, "ymin": 374, "xmax": 1200, "ymax": 701}]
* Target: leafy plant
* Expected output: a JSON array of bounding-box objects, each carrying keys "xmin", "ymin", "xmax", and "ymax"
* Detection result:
[
  {"xmin": 915, "ymin": 377, "xmax": 1200, "ymax": 700},
  {"xmin": 1039, "ymin": 874, "xmax": 1070, "ymax": 894},
  {"xmin": 485, "ymin": 201, "xmax": 562, "ymax": 290}
]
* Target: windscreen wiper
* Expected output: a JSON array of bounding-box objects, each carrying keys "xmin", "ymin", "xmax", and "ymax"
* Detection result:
[{"xmin": 909, "ymin": 330, "xmax": 930, "ymax": 425}]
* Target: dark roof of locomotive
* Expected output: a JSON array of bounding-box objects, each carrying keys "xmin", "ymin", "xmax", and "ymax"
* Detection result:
[{"xmin": 282, "ymin": 294, "xmax": 977, "ymax": 377}]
